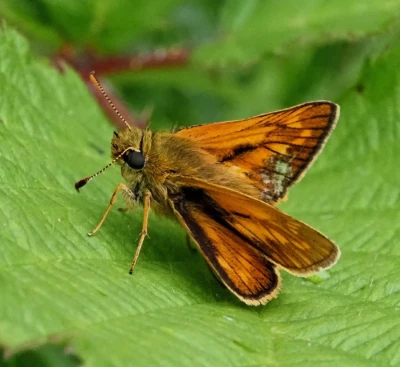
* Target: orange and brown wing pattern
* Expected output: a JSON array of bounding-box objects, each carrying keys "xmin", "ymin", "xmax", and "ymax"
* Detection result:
[
  {"xmin": 175, "ymin": 102, "xmax": 339, "ymax": 203},
  {"xmin": 171, "ymin": 187, "xmax": 281, "ymax": 305},
  {"xmin": 170, "ymin": 177, "xmax": 340, "ymax": 277}
]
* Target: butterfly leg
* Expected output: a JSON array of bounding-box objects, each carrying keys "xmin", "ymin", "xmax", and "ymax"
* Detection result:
[
  {"xmin": 129, "ymin": 190, "xmax": 151, "ymax": 274},
  {"xmin": 88, "ymin": 183, "xmax": 135, "ymax": 236}
]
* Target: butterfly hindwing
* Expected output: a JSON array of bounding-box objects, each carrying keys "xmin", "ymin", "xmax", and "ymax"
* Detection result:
[
  {"xmin": 170, "ymin": 186, "xmax": 281, "ymax": 305},
  {"xmin": 170, "ymin": 177, "xmax": 340, "ymax": 278}
]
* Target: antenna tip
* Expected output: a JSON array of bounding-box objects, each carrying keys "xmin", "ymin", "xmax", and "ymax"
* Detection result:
[
  {"xmin": 75, "ymin": 178, "xmax": 89, "ymax": 192},
  {"xmin": 89, "ymin": 72, "xmax": 101, "ymax": 91}
]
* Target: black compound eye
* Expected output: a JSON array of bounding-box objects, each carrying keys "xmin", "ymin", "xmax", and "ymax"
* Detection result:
[{"xmin": 123, "ymin": 150, "xmax": 145, "ymax": 169}]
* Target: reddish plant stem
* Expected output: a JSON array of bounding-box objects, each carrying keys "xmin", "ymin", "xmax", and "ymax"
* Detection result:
[{"xmin": 78, "ymin": 49, "xmax": 189, "ymax": 76}]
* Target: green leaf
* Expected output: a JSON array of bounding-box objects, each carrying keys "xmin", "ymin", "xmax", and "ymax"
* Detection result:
[
  {"xmin": 195, "ymin": 0, "xmax": 400, "ymax": 65},
  {"xmin": 1, "ymin": 23, "xmax": 400, "ymax": 367}
]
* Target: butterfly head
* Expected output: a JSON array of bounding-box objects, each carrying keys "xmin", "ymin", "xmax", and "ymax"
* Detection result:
[{"xmin": 111, "ymin": 129, "xmax": 146, "ymax": 170}]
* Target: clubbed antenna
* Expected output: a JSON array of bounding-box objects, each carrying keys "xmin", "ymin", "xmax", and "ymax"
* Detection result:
[
  {"xmin": 89, "ymin": 71, "xmax": 132, "ymax": 130},
  {"xmin": 75, "ymin": 147, "xmax": 134, "ymax": 191}
]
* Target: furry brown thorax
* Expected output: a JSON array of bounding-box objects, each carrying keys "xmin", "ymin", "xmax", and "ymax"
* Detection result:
[{"xmin": 110, "ymin": 127, "xmax": 259, "ymax": 215}]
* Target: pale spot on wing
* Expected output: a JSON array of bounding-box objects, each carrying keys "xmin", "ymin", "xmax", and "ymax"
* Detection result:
[{"xmin": 261, "ymin": 156, "xmax": 293, "ymax": 201}]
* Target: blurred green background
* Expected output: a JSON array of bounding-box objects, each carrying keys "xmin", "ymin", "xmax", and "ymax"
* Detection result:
[
  {"xmin": 1, "ymin": 1, "xmax": 400, "ymax": 366},
  {"xmin": 3, "ymin": 0, "xmax": 400, "ymax": 129}
]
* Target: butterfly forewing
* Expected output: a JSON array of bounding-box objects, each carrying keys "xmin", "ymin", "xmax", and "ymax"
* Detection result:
[{"xmin": 175, "ymin": 102, "xmax": 339, "ymax": 203}]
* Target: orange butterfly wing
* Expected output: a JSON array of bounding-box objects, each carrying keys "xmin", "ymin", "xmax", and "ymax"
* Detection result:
[
  {"xmin": 170, "ymin": 177, "xmax": 340, "ymax": 278},
  {"xmin": 170, "ymin": 187, "xmax": 281, "ymax": 305},
  {"xmin": 175, "ymin": 101, "xmax": 339, "ymax": 203}
]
